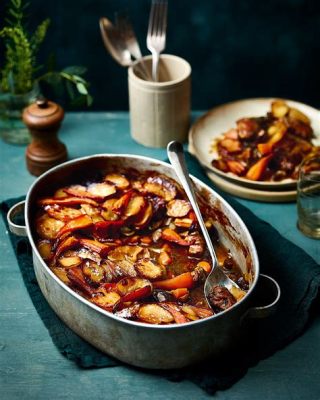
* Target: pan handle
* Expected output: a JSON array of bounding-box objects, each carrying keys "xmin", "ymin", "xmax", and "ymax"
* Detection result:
[
  {"xmin": 7, "ymin": 201, "xmax": 28, "ymax": 237},
  {"xmin": 243, "ymin": 274, "xmax": 281, "ymax": 320}
]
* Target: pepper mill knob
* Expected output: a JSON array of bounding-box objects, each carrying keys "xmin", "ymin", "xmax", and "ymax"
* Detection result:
[{"xmin": 23, "ymin": 98, "xmax": 68, "ymax": 176}]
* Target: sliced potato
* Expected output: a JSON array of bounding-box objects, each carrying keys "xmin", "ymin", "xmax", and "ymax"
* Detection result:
[
  {"xmin": 124, "ymin": 195, "xmax": 146, "ymax": 217},
  {"xmin": 108, "ymin": 245, "xmax": 143, "ymax": 262},
  {"xmin": 144, "ymin": 175, "xmax": 177, "ymax": 201},
  {"xmin": 271, "ymin": 100, "xmax": 289, "ymax": 118},
  {"xmin": 134, "ymin": 202, "xmax": 153, "ymax": 228},
  {"xmin": 51, "ymin": 267, "xmax": 69, "ymax": 284},
  {"xmin": 101, "ymin": 209, "xmax": 119, "ymax": 221},
  {"xmin": 38, "ymin": 197, "xmax": 98, "ymax": 207},
  {"xmin": 104, "ymin": 173, "xmax": 130, "ymax": 189},
  {"xmin": 91, "ymin": 291, "xmax": 121, "ymax": 309},
  {"xmin": 158, "ymin": 251, "xmax": 172, "ymax": 266},
  {"xmin": 36, "ymin": 214, "xmax": 65, "ymax": 239},
  {"xmin": 166, "ymin": 199, "xmax": 191, "ymax": 218},
  {"xmin": 289, "ymin": 107, "xmax": 310, "ymax": 124},
  {"xmin": 82, "ymin": 260, "xmax": 105, "ymax": 283},
  {"xmin": 37, "ymin": 240, "xmax": 53, "ymax": 260},
  {"xmin": 54, "ymin": 188, "xmax": 68, "ymax": 198},
  {"xmin": 137, "ymin": 304, "xmax": 174, "ymax": 324},
  {"xmin": 174, "ymin": 218, "xmax": 193, "ymax": 228},
  {"xmin": 136, "ymin": 259, "xmax": 164, "ymax": 280},
  {"xmin": 116, "ymin": 277, "xmax": 152, "ymax": 297},
  {"xmin": 87, "ymin": 182, "xmax": 117, "ymax": 199},
  {"xmin": 58, "ymin": 256, "xmax": 82, "ymax": 268},
  {"xmin": 46, "ymin": 206, "xmax": 83, "ymax": 221}
]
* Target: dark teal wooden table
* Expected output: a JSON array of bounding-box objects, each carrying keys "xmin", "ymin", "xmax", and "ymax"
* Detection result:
[{"xmin": 1, "ymin": 112, "xmax": 319, "ymax": 399}]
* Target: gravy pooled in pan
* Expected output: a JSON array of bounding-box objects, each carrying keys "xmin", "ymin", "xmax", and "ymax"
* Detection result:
[{"xmin": 35, "ymin": 170, "xmax": 249, "ymax": 324}]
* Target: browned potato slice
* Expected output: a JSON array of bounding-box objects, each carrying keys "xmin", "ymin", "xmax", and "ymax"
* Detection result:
[
  {"xmin": 166, "ymin": 199, "xmax": 191, "ymax": 217},
  {"xmin": 108, "ymin": 245, "xmax": 143, "ymax": 262},
  {"xmin": 51, "ymin": 267, "xmax": 69, "ymax": 284},
  {"xmin": 136, "ymin": 259, "xmax": 164, "ymax": 280},
  {"xmin": 104, "ymin": 173, "xmax": 130, "ymax": 189},
  {"xmin": 158, "ymin": 251, "xmax": 172, "ymax": 266},
  {"xmin": 37, "ymin": 240, "xmax": 53, "ymax": 260},
  {"xmin": 137, "ymin": 304, "xmax": 174, "ymax": 324},
  {"xmin": 116, "ymin": 277, "xmax": 152, "ymax": 297},
  {"xmin": 58, "ymin": 256, "xmax": 82, "ymax": 268},
  {"xmin": 115, "ymin": 260, "xmax": 137, "ymax": 278},
  {"xmin": 54, "ymin": 188, "xmax": 68, "ymax": 198},
  {"xmin": 124, "ymin": 195, "xmax": 146, "ymax": 217},
  {"xmin": 87, "ymin": 182, "xmax": 116, "ymax": 199},
  {"xmin": 271, "ymin": 100, "xmax": 289, "ymax": 118},
  {"xmin": 102, "ymin": 198, "xmax": 117, "ymax": 210},
  {"xmin": 229, "ymin": 286, "xmax": 246, "ymax": 301},
  {"xmin": 288, "ymin": 107, "xmax": 310, "ymax": 124},
  {"xmin": 174, "ymin": 218, "xmax": 193, "ymax": 228},
  {"xmin": 46, "ymin": 206, "xmax": 83, "ymax": 221},
  {"xmin": 91, "ymin": 291, "xmax": 121, "ymax": 309},
  {"xmin": 144, "ymin": 175, "xmax": 177, "ymax": 201},
  {"xmin": 134, "ymin": 202, "xmax": 153, "ymax": 228},
  {"xmin": 82, "ymin": 260, "xmax": 105, "ymax": 283},
  {"xmin": 101, "ymin": 209, "xmax": 119, "ymax": 221},
  {"xmin": 36, "ymin": 214, "xmax": 65, "ymax": 239}
]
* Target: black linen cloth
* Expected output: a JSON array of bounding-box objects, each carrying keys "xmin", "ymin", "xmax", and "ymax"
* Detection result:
[{"xmin": 2, "ymin": 153, "xmax": 320, "ymax": 395}]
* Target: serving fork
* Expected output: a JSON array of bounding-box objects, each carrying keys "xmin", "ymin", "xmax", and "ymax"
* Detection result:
[{"xmin": 146, "ymin": 0, "xmax": 168, "ymax": 81}]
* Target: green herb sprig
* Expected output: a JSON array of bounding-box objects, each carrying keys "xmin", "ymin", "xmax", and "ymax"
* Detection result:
[{"xmin": 0, "ymin": 0, "xmax": 92, "ymax": 106}]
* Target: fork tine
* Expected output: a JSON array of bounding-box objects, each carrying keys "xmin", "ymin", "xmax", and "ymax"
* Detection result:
[
  {"xmin": 160, "ymin": 1, "xmax": 168, "ymax": 38},
  {"xmin": 147, "ymin": 0, "xmax": 156, "ymax": 37}
]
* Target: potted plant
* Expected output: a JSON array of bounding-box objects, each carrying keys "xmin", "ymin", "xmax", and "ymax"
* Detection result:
[{"xmin": 0, "ymin": 0, "xmax": 92, "ymax": 144}]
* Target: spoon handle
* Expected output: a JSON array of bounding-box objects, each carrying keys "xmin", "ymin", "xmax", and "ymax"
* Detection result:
[{"xmin": 167, "ymin": 141, "xmax": 217, "ymax": 266}]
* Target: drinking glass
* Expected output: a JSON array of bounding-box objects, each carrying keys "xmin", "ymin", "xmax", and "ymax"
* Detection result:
[{"xmin": 297, "ymin": 155, "xmax": 320, "ymax": 239}]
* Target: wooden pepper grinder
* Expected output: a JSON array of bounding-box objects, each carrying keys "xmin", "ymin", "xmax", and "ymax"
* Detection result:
[{"xmin": 23, "ymin": 98, "xmax": 68, "ymax": 176}]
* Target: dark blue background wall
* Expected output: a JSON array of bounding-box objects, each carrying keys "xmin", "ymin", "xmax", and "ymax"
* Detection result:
[{"xmin": 1, "ymin": 0, "xmax": 320, "ymax": 110}]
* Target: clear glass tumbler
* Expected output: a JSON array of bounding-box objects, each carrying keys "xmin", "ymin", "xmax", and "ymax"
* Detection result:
[{"xmin": 297, "ymin": 155, "xmax": 320, "ymax": 239}]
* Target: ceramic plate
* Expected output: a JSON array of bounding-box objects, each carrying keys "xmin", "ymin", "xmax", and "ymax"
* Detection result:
[{"xmin": 189, "ymin": 98, "xmax": 320, "ymax": 191}]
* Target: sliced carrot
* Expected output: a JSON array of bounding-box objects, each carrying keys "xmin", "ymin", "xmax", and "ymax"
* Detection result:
[
  {"xmin": 245, "ymin": 155, "xmax": 273, "ymax": 181},
  {"xmin": 258, "ymin": 130, "xmax": 286, "ymax": 155},
  {"xmin": 154, "ymin": 272, "xmax": 194, "ymax": 290},
  {"xmin": 170, "ymin": 288, "xmax": 189, "ymax": 299},
  {"xmin": 196, "ymin": 261, "xmax": 212, "ymax": 274},
  {"xmin": 161, "ymin": 228, "xmax": 189, "ymax": 246}
]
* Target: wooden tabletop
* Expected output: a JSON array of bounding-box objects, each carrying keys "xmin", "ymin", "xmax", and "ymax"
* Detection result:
[{"xmin": 1, "ymin": 112, "xmax": 319, "ymax": 399}]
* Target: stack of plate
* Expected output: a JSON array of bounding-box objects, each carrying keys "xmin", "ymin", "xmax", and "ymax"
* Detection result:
[{"xmin": 188, "ymin": 98, "xmax": 320, "ymax": 202}]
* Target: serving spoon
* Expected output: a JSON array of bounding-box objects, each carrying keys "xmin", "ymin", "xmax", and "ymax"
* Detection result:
[
  {"xmin": 99, "ymin": 17, "xmax": 150, "ymax": 80},
  {"xmin": 167, "ymin": 141, "xmax": 241, "ymax": 308}
]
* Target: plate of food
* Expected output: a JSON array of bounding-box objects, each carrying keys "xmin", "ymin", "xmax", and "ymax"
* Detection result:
[{"xmin": 189, "ymin": 98, "xmax": 320, "ymax": 191}]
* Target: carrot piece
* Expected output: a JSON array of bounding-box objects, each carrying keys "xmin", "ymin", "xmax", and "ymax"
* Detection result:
[
  {"xmin": 171, "ymin": 288, "xmax": 189, "ymax": 299},
  {"xmin": 245, "ymin": 155, "xmax": 272, "ymax": 181},
  {"xmin": 154, "ymin": 272, "xmax": 194, "ymax": 290},
  {"xmin": 258, "ymin": 130, "xmax": 286, "ymax": 155},
  {"xmin": 197, "ymin": 261, "xmax": 212, "ymax": 274},
  {"xmin": 161, "ymin": 228, "xmax": 189, "ymax": 246}
]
